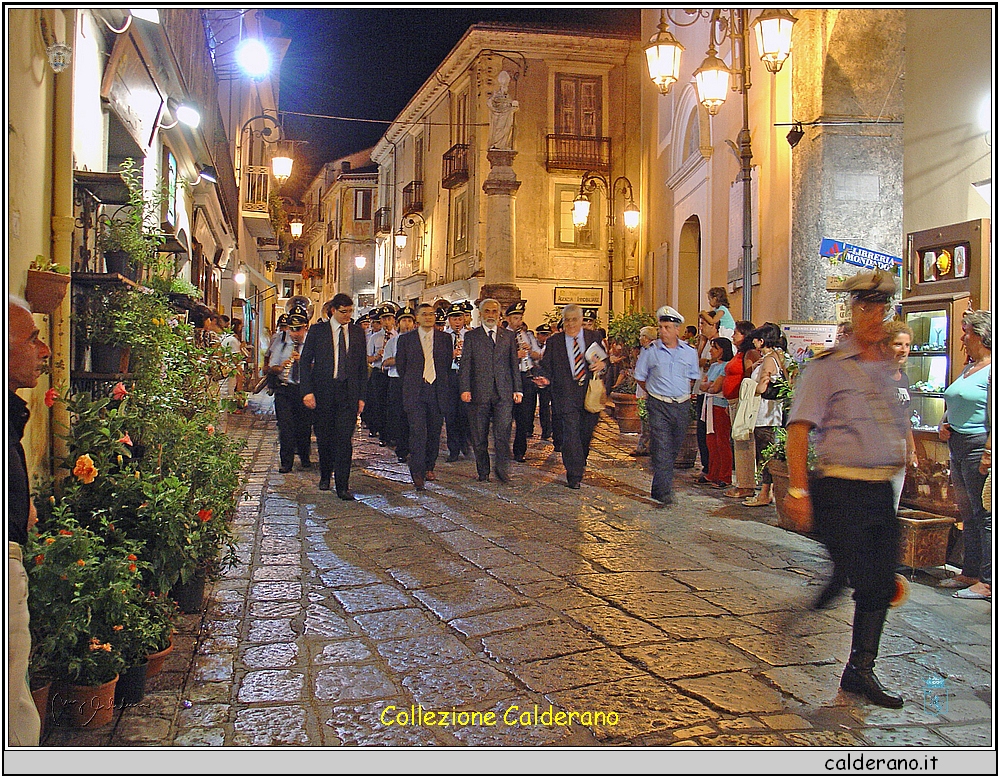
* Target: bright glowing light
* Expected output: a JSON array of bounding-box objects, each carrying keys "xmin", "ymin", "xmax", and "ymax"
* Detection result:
[
  {"xmin": 978, "ymin": 96, "xmax": 991, "ymax": 134},
  {"xmin": 572, "ymin": 194, "xmax": 591, "ymax": 227},
  {"xmin": 237, "ymin": 39, "xmax": 271, "ymax": 79},
  {"xmin": 289, "ymin": 219, "xmax": 303, "ymax": 239},
  {"xmin": 234, "ymin": 270, "xmax": 247, "ymax": 285},
  {"xmin": 271, "ymin": 155, "xmax": 293, "ymax": 182},
  {"xmin": 394, "ymin": 229, "xmax": 407, "ymax": 250},
  {"xmin": 751, "ymin": 9, "xmax": 797, "ymax": 74},
  {"xmin": 175, "ymin": 102, "xmax": 201, "ymax": 128},
  {"xmin": 623, "ymin": 201, "xmax": 640, "ymax": 230},
  {"xmin": 694, "ymin": 50, "xmax": 731, "ymax": 115},
  {"xmin": 355, "ymin": 256, "xmax": 367, "ymax": 269}
]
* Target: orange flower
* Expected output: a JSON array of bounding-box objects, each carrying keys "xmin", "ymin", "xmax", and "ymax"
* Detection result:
[
  {"xmin": 45, "ymin": 537, "xmax": 55, "ymax": 545},
  {"xmin": 107, "ymin": 523, "xmax": 115, "ymax": 532},
  {"xmin": 198, "ymin": 508, "xmax": 213, "ymax": 523},
  {"xmin": 206, "ymin": 424, "xmax": 215, "ymax": 435},
  {"xmin": 73, "ymin": 454, "xmax": 98, "ymax": 484},
  {"xmin": 76, "ymin": 559, "xmax": 86, "ymax": 567},
  {"xmin": 44, "ymin": 388, "xmax": 58, "ymax": 407},
  {"xmin": 58, "ymin": 529, "xmax": 73, "ymax": 536},
  {"xmin": 128, "ymin": 563, "xmax": 137, "ymax": 572},
  {"xmin": 113, "ymin": 624, "xmax": 124, "ymax": 631},
  {"xmin": 34, "ymin": 554, "xmax": 44, "ymax": 565},
  {"xmin": 112, "ymin": 382, "xmax": 129, "ymax": 401},
  {"xmin": 127, "ymin": 554, "xmax": 137, "ymax": 561},
  {"xmin": 118, "ymin": 433, "xmax": 133, "ymax": 446}
]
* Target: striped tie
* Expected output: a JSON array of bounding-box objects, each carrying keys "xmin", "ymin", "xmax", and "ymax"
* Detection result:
[{"xmin": 572, "ymin": 337, "xmax": 585, "ymax": 381}]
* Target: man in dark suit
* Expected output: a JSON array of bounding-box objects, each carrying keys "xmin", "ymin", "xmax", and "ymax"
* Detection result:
[
  {"xmin": 458, "ymin": 298, "xmax": 522, "ymax": 483},
  {"xmin": 394, "ymin": 303, "xmax": 453, "ymax": 490},
  {"xmin": 300, "ymin": 293, "xmax": 368, "ymax": 499},
  {"xmin": 534, "ymin": 304, "xmax": 606, "ymax": 489}
]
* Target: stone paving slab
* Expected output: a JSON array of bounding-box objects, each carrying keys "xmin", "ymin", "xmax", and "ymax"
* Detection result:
[{"xmin": 40, "ymin": 413, "xmax": 992, "ymax": 749}]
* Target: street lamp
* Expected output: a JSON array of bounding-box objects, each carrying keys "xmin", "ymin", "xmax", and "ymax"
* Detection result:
[
  {"xmin": 648, "ymin": 8, "xmax": 796, "ymax": 321},
  {"xmin": 644, "ymin": 11, "xmax": 684, "ymax": 96},
  {"xmin": 289, "ymin": 218, "xmax": 303, "ymax": 239},
  {"xmin": 236, "ymin": 113, "xmax": 297, "ymax": 189},
  {"xmin": 394, "ymin": 213, "xmax": 425, "ymax": 251},
  {"xmin": 572, "ymin": 172, "xmax": 639, "ymax": 315}
]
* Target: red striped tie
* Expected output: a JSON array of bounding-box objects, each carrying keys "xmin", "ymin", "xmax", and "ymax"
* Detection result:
[{"xmin": 572, "ymin": 337, "xmax": 585, "ymax": 381}]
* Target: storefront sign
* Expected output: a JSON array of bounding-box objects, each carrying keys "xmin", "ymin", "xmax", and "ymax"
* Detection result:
[
  {"xmin": 553, "ymin": 287, "xmax": 603, "ymax": 306},
  {"xmin": 819, "ymin": 238, "xmax": 902, "ymax": 271},
  {"xmin": 101, "ymin": 31, "xmax": 164, "ymax": 153}
]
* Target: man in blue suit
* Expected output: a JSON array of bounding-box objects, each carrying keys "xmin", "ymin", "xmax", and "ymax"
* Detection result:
[{"xmin": 300, "ymin": 293, "xmax": 368, "ymax": 499}]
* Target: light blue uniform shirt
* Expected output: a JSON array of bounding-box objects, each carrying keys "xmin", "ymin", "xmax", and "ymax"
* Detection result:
[
  {"xmin": 634, "ymin": 339, "xmax": 700, "ymax": 398},
  {"xmin": 382, "ymin": 332, "xmax": 401, "ymax": 378}
]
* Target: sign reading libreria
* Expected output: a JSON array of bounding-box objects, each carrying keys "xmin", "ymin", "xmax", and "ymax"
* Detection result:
[{"xmin": 820, "ymin": 238, "xmax": 902, "ymax": 271}]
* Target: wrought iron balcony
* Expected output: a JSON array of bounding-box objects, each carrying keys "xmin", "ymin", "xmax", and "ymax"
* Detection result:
[
  {"xmin": 545, "ymin": 135, "xmax": 611, "ymax": 173},
  {"xmin": 442, "ymin": 144, "xmax": 470, "ymax": 189},
  {"xmin": 402, "ymin": 180, "xmax": 423, "ymax": 216},
  {"xmin": 374, "ymin": 206, "xmax": 392, "ymax": 236},
  {"xmin": 242, "ymin": 166, "xmax": 270, "ymax": 213}
]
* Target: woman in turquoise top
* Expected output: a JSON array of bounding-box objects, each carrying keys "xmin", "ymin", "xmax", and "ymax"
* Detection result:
[{"xmin": 938, "ymin": 310, "xmax": 991, "ymax": 600}]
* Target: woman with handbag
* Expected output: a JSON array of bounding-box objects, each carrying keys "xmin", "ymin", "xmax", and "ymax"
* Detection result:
[
  {"xmin": 722, "ymin": 321, "xmax": 760, "ymax": 499},
  {"xmin": 744, "ymin": 323, "xmax": 788, "ymax": 507},
  {"xmin": 701, "ymin": 337, "xmax": 735, "ymax": 489}
]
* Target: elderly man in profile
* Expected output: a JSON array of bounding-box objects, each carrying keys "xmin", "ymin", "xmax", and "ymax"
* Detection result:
[
  {"xmin": 634, "ymin": 306, "xmax": 701, "ymax": 506},
  {"xmin": 9, "ymin": 295, "xmax": 50, "ymax": 746},
  {"xmin": 533, "ymin": 304, "xmax": 605, "ymax": 489}
]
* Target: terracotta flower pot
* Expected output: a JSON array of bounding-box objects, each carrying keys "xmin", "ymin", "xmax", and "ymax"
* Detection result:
[
  {"xmin": 674, "ymin": 420, "xmax": 699, "ymax": 469},
  {"xmin": 610, "ymin": 391, "xmax": 642, "ymax": 434},
  {"xmin": 145, "ymin": 638, "xmax": 174, "ymax": 680},
  {"xmin": 53, "ymin": 675, "xmax": 118, "ymax": 729},
  {"xmin": 767, "ymin": 458, "xmax": 796, "ymax": 530},
  {"xmin": 24, "ymin": 270, "xmax": 71, "ymax": 315},
  {"xmin": 30, "ymin": 682, "xmax": 52, "ymax": 738}
]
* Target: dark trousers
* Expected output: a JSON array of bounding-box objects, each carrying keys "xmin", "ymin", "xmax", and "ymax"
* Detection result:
[
  {"xmin": 811, "ymin": 476, "xmax": 899, "ymax": 612},
  {"xmin": 273, "ymin": 384, "xmax": 313, "ymax": 468},
  {"xmin": 695, "ymin": 394, "xmax": 711, "ymax": 474},
  {"xmin": 557, "ymin": 406, "xmax": 599, "ymax": 486},
  {"xmin": 537, "ymin": 386, "xmax": 553, "ymax": 439},
  {"xmin": 513, "ymin": 375, "xmax": 538, "ymax": 459},
  {"xmin": 315, "ymin": 385, "xmax": 358, "ymax": 493},
  {"xmin": 469, "ymin": 394, "xmax": 513, "ymax": 479},
  {"xmin": 444, "ymin": 369, "xmax": 471, "ymax": 456},
  {"xmin": 949, "ymin": 431, "xmax": 991, "ymax": 584},
  {"xmin": 365, "ymin": 370, "xmax": 388, "ymax": 439},
  {"xmin": 648, "ymin": 397, "xmax": 690, "ymax": 501},
  {"xmin": 408, "ymin": 382, "xmax": 443, "ymax": 480},
  {"xmin": 387, "ymin": 376, "xmax": 409, "ymax": 459}
]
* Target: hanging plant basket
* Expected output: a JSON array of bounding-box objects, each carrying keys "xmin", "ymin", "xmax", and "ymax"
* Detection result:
[{"xmin": 25, "ymin": 270, "xmax": 71, "ymax": 315}]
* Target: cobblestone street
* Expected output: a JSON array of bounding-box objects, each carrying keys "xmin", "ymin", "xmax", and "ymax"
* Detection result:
[{"xmin": 42, "ymin": 408, "xmax": 993, "ymax": 749}]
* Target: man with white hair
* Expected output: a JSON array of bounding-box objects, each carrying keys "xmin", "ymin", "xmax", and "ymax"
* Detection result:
[
  {"xmin": 9, "ymin": 295, "xmax": 49, "ymax": 745},
  {"xmin": 634, "ymin": 305, "xmax": 700, "ymax": 505}
]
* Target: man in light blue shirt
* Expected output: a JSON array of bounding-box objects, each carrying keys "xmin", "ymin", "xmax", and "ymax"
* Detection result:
[{"xmin": 635, "ymin": 305, "xmax": 700, "ymax": 505}]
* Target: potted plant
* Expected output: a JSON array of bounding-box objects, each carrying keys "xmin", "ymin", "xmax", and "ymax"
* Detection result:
[
  {"xmin": 96, "ymin": 158, "xmax": 169, "ymax": 280},
  {"xmin": 25, "ymin": 255, "xmax": 71, "ymax": 314},
  {"xmin": 143, "ymin": 591, "xmax": 179, "ymax": 679},
  {"xmin": 606, "ymin": 309, "xmax": 656, "ymax": 433}
]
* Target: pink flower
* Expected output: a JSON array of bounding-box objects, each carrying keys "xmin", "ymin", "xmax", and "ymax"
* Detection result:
[
  {"xmin": 206, "ymin": 424, "xmax": 215, "ymax": 435},
  {"xmin": 112, "ymin": 382, "xmax": 128, "ymax": 401},
  {"xmin": 44, "ymin": 388, "xmax": 58, "ymax": 407},
  {"xmin": 118, "ymin": 433, "xmax": 133, "ymax": 446}
]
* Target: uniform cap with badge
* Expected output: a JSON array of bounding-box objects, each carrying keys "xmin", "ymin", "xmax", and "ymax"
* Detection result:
[
  {"xmin": 656, "ymin": 305, "xmax": 684, "ymax": 324},
  {"xmin": 446, "ymin": 301, "xmax": 465, "ymax": 318},
  {"xmin": 276, "ymin": 313, "xmax": 290, "ymax": 328},
  {"xmin": 379, "ymin": 303, "xmax": 399, "ymax": 319},
  {"xmin": 535, "ymin": 323, "xmax": 552, "ymax": 335},
  {"xmin": 285, "ymin": 305, "xmax": 310, "ymax": 328},
  {"xmin": 581, "ymin": 307, "xmax": 598, "ymax": 322},
  {"xmin": 396, "ymin": 305, "xmax": 416, "ymax": 322},
  {"xmin": 506, "ymin": 300, "xmax": 527, "ymax": 317},
  {"xmin": 434, "ymin": 308, "xmax": 447, "ymax": 325}
]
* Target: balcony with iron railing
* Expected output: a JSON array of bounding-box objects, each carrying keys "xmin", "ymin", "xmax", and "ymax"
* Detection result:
[
  {"xmin": 402, "ymin": 180, "xmax": 423, "ymax": 216},
  {"xmin": 374, "ymin": 206, "xmax": 392, "ymax": 236},
  {"xmin": 442, "ymin": 144, "xmax": 470, "ymax": 189},
  {"xmin": 243, "ymin": 166, "xmax": 270, "ymax": 214},
  {"xmin": 546, "ymin": 135, "xmax": 611, "ymax": 173}
]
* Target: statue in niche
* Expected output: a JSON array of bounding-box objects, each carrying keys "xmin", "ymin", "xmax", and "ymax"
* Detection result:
[{"xmin": 487, "ymin": 70, "xmax": 518, "ymax": 150}]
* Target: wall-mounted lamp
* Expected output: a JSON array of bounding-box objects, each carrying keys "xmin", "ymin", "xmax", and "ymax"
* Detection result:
[
  {"xmin": 236, "ymin": 38, "xmax": 271, "ymax": 80},
  {"xmin": 102, "ymin": 8, "xmax": 160, "ymax": 34},
  {"xmin": 187, "ymin": 165, "xmax": 218, "ymax": 186},
  {"xmin": 289, "ymin": 219, "xmax": 304, "ymax": 239},
  {"xmin": 786, "ymin": 122, "xmax": 804, "ymax": 148},
  {"xmin": 233, "ymin": 269, "xmax": 247, "ymax": 285},
  {"xmin": 394, "ymin": 213, "xmax": 425, "ymax": 250},
  {"xmin": 159, "ymin": 97, "xmax": 201, "ymax": 130},
  {"xmin": 355, "ymin": 256, "xmax": 367, "ymax": 270}
]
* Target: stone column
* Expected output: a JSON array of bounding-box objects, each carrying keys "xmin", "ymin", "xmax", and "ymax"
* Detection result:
[{"xmin": 480, "ymin": 148, "xmax": 522, "ymax": 310}]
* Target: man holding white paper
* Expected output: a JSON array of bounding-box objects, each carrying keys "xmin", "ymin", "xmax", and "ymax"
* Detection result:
[{"xmin": 534, "ymin": 304, "xmax": 606, "ymax": 489}]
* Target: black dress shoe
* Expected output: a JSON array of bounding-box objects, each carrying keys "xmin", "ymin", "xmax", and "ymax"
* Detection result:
[
  {"xmin": 378, "ymin": 440, "xmax": 386, "ymax": 447},
  {"xmin": 412, "ymin": 476, "xmax": 425, "ymax": 490},
  {"xmin": 513, "ymin": 456, "xmax": 526, "ymax": 463},
  {"xmin": 477, "ymin": 475, "xmax": 490, "ymax": 482},
  {"xmin": 494, "ymin": 470, "xmax": 510, "ymax": 484},
  {"xmin": 336, "ymin": 491, "xmax": 356, "ymax": 501},
  {"xmin": 446, "ymin": 454, "xmax": 461, "ymax": 463},
  {"xmin": 299, "ymin": 461, "xmax": 314, "ymax": 470},
  {"xmin": 397, "ymin": 455, "xmax": 409, "ymax": 463},
  {"xmin": 278, "ymin": 465, "xmax": 293, "ymax": 474},
  {"xmin": 318, "ymin": 478, "xmax": 331, "ymax": 491},
  {"xmin": 565, "ymin": 481, "xmax": 581, "ymax": 490}
]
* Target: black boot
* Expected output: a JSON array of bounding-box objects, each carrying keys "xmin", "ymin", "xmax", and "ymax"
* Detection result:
[{"xmin": 840, "ymin": 607, "xmax": 904, "ymax": 708}]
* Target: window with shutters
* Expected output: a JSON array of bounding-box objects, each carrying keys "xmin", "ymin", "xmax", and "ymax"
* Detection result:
[
  {"xmin": 354, "ymin": 189, "xmax": 372, "ymax": 221},
  {"xmin": 555, "ymin": 74, "xmax": 602, "ymax": 137},
  {"xmin": 453, "ymin": 90, "xmax": 469, "ymax": 145}
]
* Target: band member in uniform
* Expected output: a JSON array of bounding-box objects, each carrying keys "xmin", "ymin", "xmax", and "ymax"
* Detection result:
[
  {"xmin": 582, "ymin": 307, "xmax": 608, "ymax": 344},
  {"xmin": 300, "ymin": 294, "xmax": 368, "ymax": 498},
  {"xmin": 784, "ymin": 270, "xmax": 908, "ymax": 708},
  {"xmin": 395, "ymin": 303, "xmax": 453, "ymax": 490},
  {"xmin": 360, "ymin": 309, "xmax": 381, "ymax": 433},
  {"xmin": 533, "ymin": 304, "xmax": 605, "ymax": 489},
  {"xmin": 505, "ymin": 300, "xmax": 543, "ymax": 462},
  {"xmin": 364, "ymin": 305, "xmax": 392, "ymax": 441},
  {"xmin": 534, "ymin": 323, "xmax": 554, "ymax": 441},
  {"xmin": 443, "ymin": 301, "xmax": 472, "ymax": 462},
  {"xmin": 269, "ymin": 304, "xmax": 313, "ymax": 472},
  {"xmin": 634, "ymin": 306, "xmax": 701, "ymax": 505},
  {"xmin": 434, "ymin": 307, "xmax": 447, "ymax": 332},
  {"xmin": 382, "ymin": 305, "xmax": 415, "ymax": 463},
  {"xmin": 459, "ymin": 298, "xmax": 522, "ymax": 482},
  {"xmin": 376, "ymin": 304, "xmax": 398, "ymax": 447},
  {"xmin": 461, "ymin": 300, "xmax": 474, "ymax": 330}
]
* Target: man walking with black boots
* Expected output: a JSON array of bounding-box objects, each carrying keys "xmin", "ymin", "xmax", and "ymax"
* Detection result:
[
  {"xmin": 443, "ymin": 302, "xmax": 471, "ymax": 462},
  {"xmin": 784, "ymin": 269, "xmax": 908, "ymax": 709},
  {"xmin": 505, "ymin": 300, "xmax": 542, "ymax": 462},
  {"xmin": 534, "ymin": 324, "xmax": 554, "ymax": 442},
  {"xmin": 268, "ymin": 304, "xmax": 313, "ymax": 472}
]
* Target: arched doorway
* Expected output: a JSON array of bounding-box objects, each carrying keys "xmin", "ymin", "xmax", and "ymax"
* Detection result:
[{"xmin": 677, "ymin": 215, "xmax": 701, "ymax": 326}]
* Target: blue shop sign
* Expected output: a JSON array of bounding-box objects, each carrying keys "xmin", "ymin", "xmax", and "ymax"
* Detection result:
[{"xmin": 820, "ymin": 238, "xmax": 902, "ymax": 271}]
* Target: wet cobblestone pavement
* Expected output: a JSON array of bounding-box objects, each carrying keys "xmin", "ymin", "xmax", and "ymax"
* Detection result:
[{"xmin": 42, "ymin": 408, "xmax": 993, "ymax": 748}]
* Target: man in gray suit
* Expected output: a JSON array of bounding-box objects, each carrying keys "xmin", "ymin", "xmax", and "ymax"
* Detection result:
[{"xmin": 458, "ymin": 298, "xmax": 522, "ymax": 482}]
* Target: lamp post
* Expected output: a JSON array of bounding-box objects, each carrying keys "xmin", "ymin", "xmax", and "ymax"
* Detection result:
[
  {"xmin": 645, "ymin": 8, "xmax": 796, "ymax": 322},
  {"xmin": 236, "ymin": 112, "xmax": 296, "ymax": 190},
  {"xmin": 572, "ymin": 173, "xmax": 639, "ymax": 315}
]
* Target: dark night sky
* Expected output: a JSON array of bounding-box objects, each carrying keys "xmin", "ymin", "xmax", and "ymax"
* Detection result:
[{"xmin": 263, "ymin": 7, "xmax": 641, "ymax": 200}]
